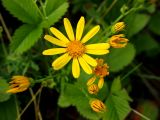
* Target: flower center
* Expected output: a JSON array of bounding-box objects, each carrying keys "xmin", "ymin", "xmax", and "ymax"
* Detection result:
[{"xmin": 67, "ymin": 41, "xmax": 86, "ymax": 58}]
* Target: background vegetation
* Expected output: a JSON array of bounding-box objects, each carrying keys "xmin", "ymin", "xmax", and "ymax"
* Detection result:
[{"xmin": 0, "ymin": 0, "xmax": 160, "ymax": 120}]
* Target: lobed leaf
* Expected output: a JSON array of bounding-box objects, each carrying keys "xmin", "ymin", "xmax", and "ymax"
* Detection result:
[
  {"xmin": 40, "ymin": 2, "xmax": 69, "ymax": 28},
  {"xmin": 10, "ymin": 24, "xmax": 42, "ymax": 55},
  {"xmin": 103, "ymin": 89, "xmax": 131, "ymax": 120},
  {"xmin": 124, "ymin": 13, "xmax": 150, "ymax": 37},
  {"xmin": 105, "ymin": 43, "xmax": 136, "ymax": 72},
  {"xmin": 58, "ymin": 83, "xmax": 101, "ymax": 120},
  {"xmin": 2, "ymin": 0, "xmax": 42, "ymax": 24}
]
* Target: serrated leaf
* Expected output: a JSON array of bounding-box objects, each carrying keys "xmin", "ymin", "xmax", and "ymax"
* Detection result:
[
  {"xmin": 58, "ymin": 94, "xmax": 71, "ymax": 108},
  {"xmin": 59, "ymin": 83, "xmax": 101, "ymax": 120},
  {"xmin": 105, "ymin": 43, "xmax": 135, "ymax": 72},
  {"xmin": 10, "ymin": 24, "xmax": 42, "ymax": 55},
  {"xmin": 103, "ymin": 89, "xmax": 131, "ymax": 120},
  {"xmin": 45, "ymin": 0, "xmax": 66, "ymax": 16},
  {"xmin": 148, "ymin": 11, "xmax": 160, "ymax": 35},
  {"xmin": 125, "ymin": 13, "xmax": 150, "ymax": 37},
  {"xmin": 111, "ymin": 77, "xmax": 121, "ymax": 93},
  {"xmin": 41, "ymin": 2, "xmax": 69, "ymax": 28},
  {"xmin": 0, "ymin": 79, "xmax": 10, "ymax": 102},
  {"xmin": 0, "ymin": 96, "xmax": 17, "ymax": 120},
  {"xmin": 2, "ymin": 0, "xmax": 42, "ymax": 24}
]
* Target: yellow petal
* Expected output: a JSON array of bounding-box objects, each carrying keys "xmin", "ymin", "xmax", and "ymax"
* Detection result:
[
  {"xmin": 76, "ymin": 16, "xmax": 85, "ymax": 41},
  {"xmin": 86, "ymin": 49, "xmax": 109, "ymax": 55},
  {"xmin": 64, "ymin": 18, "xmax": 75, "ymax": 41},
  {"xmin": 52, "ymin": 53, "xmax": 71, "ymax": 70},
  {"xmin": 50, "ymin": 27, "xmax": 70, "ymax": 43},
  {"xmin": 78, "ymin": 57, "xmax": 92, "ymax": 74},
  {"xmin": 87, "ymin": 76, "xmax": 96, "ymax": 86},
  {"xmin": 82, "ymin": 54, "xmax": 97, "ymax": 67},
  {"xmin": 44, "ymin": 35, "xmax": 67, "ymax": 47},
  {"xmin": 72, "ymin": 58, "xmax": 80, "ymax": 78},
  {"xmin": 98, "ymin": 77, "xmax": 104, "ymax": 89},
  {"xmin": 86, "ymin": 43, "xmax": 110, "ymax": 50},
  {"xmin": 81, "ymin": 25, "xmax": 100, "ymax": 43},
  {"xmin": 42, "ymin": 48, "xmax": 66, "ymax": 55}
]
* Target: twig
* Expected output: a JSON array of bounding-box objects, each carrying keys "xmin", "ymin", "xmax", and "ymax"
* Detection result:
[
  {"xmin": 16, "ymin": 86, "xmax": 43, "ymax": 120},
  {"xmin": 131, "ymin": 108, "xmax": 151, "ymax": 120},
  {"xmin": 0, "ymin": 13, "xmax": 12, "ymax": 42},
  {"xmin": 29, "ymin": 88, "xmax": 38, "ymax": 120}
]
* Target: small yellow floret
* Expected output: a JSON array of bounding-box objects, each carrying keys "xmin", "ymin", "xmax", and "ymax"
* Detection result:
[
  {"xmin": 90, "ymin": 99, "xmax": 106, "ymax": 112},
  {"xmin": 6, "ymin": 76, "xmax": 30, "ymax": 94}
]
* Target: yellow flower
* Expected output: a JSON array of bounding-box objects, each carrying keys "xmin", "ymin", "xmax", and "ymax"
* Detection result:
[
  {"xmin": 87, "ymin": 59, "xmax": 109, "ymax": 89},
  {"xmin": 6, "ymin": 76, "xmax": 30, "ymax": 94},
  {"xmin": 112, "ymin": 22, "xmax": 125, "ymax": 33},
  {"xmin": 88, "ymin": 84, "xmax": 99, "ymax": 95},
  {"xmin": 109, "ymin": 34, "xmax": 128, "ymax": 48},
  {"xmin": 92, "ymin": 59, "xmax": 109, "ymax": 78},
  {"xmin": 90, "ymin": 99, "xmax": 106, "ymax": 112},
  {"xmin": 42, "ymin": 17, "xmax": 110, "ymax": 78}
]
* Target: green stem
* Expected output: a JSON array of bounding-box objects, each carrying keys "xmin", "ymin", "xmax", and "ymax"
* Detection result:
[
  {"xmin": 101, "ymin": 0, "xmax": 118, "ymax": 19},
  {"xmin": 0, "ymin": 37, "xmax": 8, "ymax": 57},
  {"xmin": 121, "ymin": 63, "xmax": 142, "ymax": 81},
  {"xmin": 0, "ymin": 13, "xmax": 12, "ymax": 42},
  {"xmin": 32, "ymin": 0, "xmax": 44, "ymax": 19},
  {"xmin": 39, "ymin": 0, "xmax": 47, "ymax": 18}
]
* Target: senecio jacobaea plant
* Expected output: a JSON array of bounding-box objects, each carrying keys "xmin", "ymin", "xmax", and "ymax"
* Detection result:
[
  {"xmin": 6, "ymin": 17, "xmax": 129, "ymax": 115},
  {"xmin": 42, "ymin": 16, "xmax": 110, "ymax": 78}
]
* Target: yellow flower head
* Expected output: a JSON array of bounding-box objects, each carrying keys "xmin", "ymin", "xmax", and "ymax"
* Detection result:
[
  {"xmin": 6, "ymin": 76, "xmax": 30, "ymax": 94},
  {"xmin": 88, "ymin": 84, "xmax": 99, "ymax": 95},
  {"xmin": 90, "ymin": 99, "xmax": 106, "ymax": 112},
  {"xmin": 93, "ymin": 59, "xmax": 109, "ymax": 78},
  {"xmin": 87, "ymin": 59, "xmax": 109, "ymax": 89},
  {"xmin": 42, "ymin": 17, "xmax": 110, "ymax": 78},
  {"xmin": 112, "ymin": 22, "xmax": 125, "ymax": 33},
  {"xmin": 109, "ymin": 34, "xmax": 129, "ymax": 48}
]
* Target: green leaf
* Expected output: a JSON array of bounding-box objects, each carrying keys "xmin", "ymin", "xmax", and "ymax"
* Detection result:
[
  {"xmin": 2, "ymin": 0, "xmax": 42, "ymax": 24},
  {"xmin": 105, "ymin": 43, "xmax": 136, "ymax": 72},
  {"xmin": 10, "ymin": 24, "xmax": 42, "ymax": 55},
  {"xmin": 0, "ymin": 96, "xmax": 17, "ymax": 120},
  {"xmin": 59, "ymin": 83, "xmax": 101, "ymax": 120},
  {"xmin": 41, "ymin": 2, "xmax": 69, "ymax": 28},
  {"xmin": 103, "ymin": 89, "xmax": 131, "ymax": 120},
  {"xmin": 45, "ymin": 0, "xmax": 66, "ymax": 16},
  {"xmin": 0, "ymin": 79, "xmax": 10, "ymax": 102},
  {"xmin": 125, "ymin": 13, "xmax": 150, "ymax": 37},
  {"xmin": 58, "ymin": 94, "xmax": 71, "ymax": 108},
  {"xmin": 111, "ymin": 77, "xmax": 121, "ymax": 93},
  {"xmin": 140, "ymin": 101, "xmax": 158, "ymax": 120},
  {"xmin": 134, "ymin": 32, "xmax": 159, "ymax": 54},
  {"xmin": 148, "ymin": 11, "xmax": 160, "ymax": 35}
]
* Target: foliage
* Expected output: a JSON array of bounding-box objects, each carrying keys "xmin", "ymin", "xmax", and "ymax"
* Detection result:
[{"xmin": 0, "ymin": 0, "xmax": 159, "ymax": 120}]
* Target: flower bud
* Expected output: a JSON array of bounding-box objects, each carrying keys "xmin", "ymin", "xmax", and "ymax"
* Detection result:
[
  {"xmin": 88, "ymin": 84, "xmax": 99, "ymax": 94},
  {"xmin": 98, "ymin": 77, "xmax": 104, "ymax": 89},
  {"xmin": 90, "ymin": 99, "xmax": 106, "ymax": 112},
  {"xmin": 87, "ymin": 76, "xmax": 96, "ymax": 86},
  {"xmin": 6, "ymin": 75, "xmax": 30, "ymax": 93},
  {"xmin": 112, "ymin": 22, "xmax": 125, "ymax": 33},
  {"xmin": 109, "ymin": 34, "xmax": 129, "ymax": 48}
]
